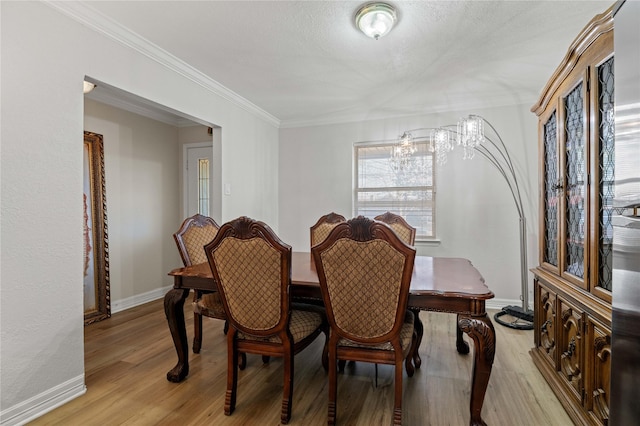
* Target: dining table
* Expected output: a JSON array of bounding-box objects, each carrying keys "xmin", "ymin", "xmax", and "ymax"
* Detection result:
[{"xmin": 165, "ymin": 252, "xmax": 495, "ymax": 426}]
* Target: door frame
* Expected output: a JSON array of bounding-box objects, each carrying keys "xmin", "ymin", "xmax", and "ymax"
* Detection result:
[
  {"xmin": 183, "ymin": 141, "xmax": 212, "ymax": 218},
  {"xmin": 182, "ymin": 135, "xmax": 222, "ymax": 223}
]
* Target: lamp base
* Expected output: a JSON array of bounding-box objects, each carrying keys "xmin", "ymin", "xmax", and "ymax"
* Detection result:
[{"xmin": 494, "ymin": 305, "xmax": 534, "ymax": 330}]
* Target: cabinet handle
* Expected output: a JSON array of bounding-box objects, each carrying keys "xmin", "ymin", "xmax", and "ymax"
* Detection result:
[
  {"xmin": 565, "ymin": 337, "xmax": 576, "ymax": 358},
  {"xmin": 561, "ymin": 337, "xmax": 580, "ymax": 381}
]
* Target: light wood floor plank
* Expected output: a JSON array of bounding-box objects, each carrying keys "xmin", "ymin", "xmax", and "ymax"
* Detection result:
[{"xmin": 28, "ymin": 299, "xmax": 572, "ymax": 425}]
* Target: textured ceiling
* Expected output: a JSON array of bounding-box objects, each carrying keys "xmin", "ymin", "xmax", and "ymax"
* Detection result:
[{"xmin": 82, "ymin": 0, "xmax": 613, "ymax": 127}]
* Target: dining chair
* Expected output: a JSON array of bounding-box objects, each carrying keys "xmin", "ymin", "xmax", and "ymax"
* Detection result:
[
  {"xmin": 374, "ymin": 211, "xmax": 424, "ymax": 367},
  {"xmin": 312, "ymin": 216, "xmax": 417, "ymax": 426},
  {"xmin": 204, "ymin": 216, "xmax": 329, "ymax": 424},
  {"xmin": 374, "ymin": 212, "xmax": 416, "ymax": 246},
  {"xmin": 310, "ymin": 212, "xmax": 346, "ymax": 247},
  {"xmin": 173, "ymin": 213, "xmax": 225, "ymax": 354}
]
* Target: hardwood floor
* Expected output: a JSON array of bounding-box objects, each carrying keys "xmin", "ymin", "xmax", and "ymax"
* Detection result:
[{"xmin": 29, "ymin": 299, "xmax": 572, "ymax": 425}]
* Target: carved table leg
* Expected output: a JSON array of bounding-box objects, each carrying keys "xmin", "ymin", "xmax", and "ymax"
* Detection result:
[
  {"xmin": 456, "ymin": 314, "xmax": 470, "ymax": 354},
  {"xmin": 458, "ymin": 314, "xmax": 496, "ymax": 426},
  {"xmin": 164, "ymin": 287, "xmax": 190, "ymax": 382}
]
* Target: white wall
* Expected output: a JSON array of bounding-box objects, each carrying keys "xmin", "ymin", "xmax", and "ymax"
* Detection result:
[
  {"xmin": 279, "ymin": 104, "xmax": 539, "ymax": 307},
  {"xmin": 0, "ymin": 2, "xmax": 279, "ymax": 423},
  {"xmin": 84, "ymin": 99, "xmax": 181, "ymax": 306}
]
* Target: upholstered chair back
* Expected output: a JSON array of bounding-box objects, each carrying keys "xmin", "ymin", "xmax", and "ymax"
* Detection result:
[
  {"xmin": 205, "ymin": 217, "xmax": 291, "ymax": 334},
  {"xmin": 374, "ymin": 211, "xmax": 416, "ymax": 246},
  {"xmin": 174, "ymin": 214, "xmax": 220, "ymax": 266},
  {"xmin": 310, "ymin": 212, "xmax": 346, "ymax": 247},
  {"xmin": 312, "ymin": 216, "xmax": 416, "ymax": 343}
]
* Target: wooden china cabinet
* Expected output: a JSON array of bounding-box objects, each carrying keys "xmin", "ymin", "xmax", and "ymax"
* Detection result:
[{"xmin": 530, "ymin": 7, "xmax": 614, "ymax": 426}]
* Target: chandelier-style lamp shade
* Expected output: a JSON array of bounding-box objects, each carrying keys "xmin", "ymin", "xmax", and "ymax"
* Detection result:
[
  {"xmin": 390, "ymin": 131, "xmax": 416, "ymax": 171},
  {"xmin": 355, "ymin": 2, "xmax": 397, "ymax": 40},
  {"xmin": 430, "ymin": 128, "xmax": 454, "ymax": 165},
  {"xmin": 457, "ymin": 115, "xmax": 485, "ymax": 159},
  {"xmin": 399, "ymin": 131, "xmax": 413, "ymax": 147}
]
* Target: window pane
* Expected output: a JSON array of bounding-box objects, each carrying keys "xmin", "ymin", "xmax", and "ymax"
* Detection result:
[
  {"xmin": 357, "ymin": 189, "xmax": 433, "ymax": 203},
  {"xmin": 355, "ymin": 141, "xmax": 435, "ymax": 239},
  {"xmin": 358, "ymin": 144, "xmax": 432, "ymax": 188}
]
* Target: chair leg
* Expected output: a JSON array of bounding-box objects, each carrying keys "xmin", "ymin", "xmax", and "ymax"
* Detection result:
[
  {"xmin": 393, "ymin": 356, "xmax": 404, "ymax": 426},
  {"xmin": 321, "ymin": 335, "xmax": 329, "ymax": 372},
  {"xmin": 225, "ymin": 332, "xmax": 238, "ymax": 416},
  {"xmin": 411, "ymin": 308, "xmax": 423, "ymax": 368},
  {"xmin": 405, "ymin": 330, "xmax": 417, "ymax": 377},
  {"xmin": 192, "ymin": 290, "xmax": 203, "ymax": 353},
  {"xmin": 239, "ymin": 353, "xmax": 247, "ymax": 370},
  {"xmin": 262, "ymin": 355, "xmax": 270, "ymax": 364},
  {"xmin": 193, "ymin": 312, "xmax": 203, "ymax": 353},
  {"xmin": 374, "ymin": 363, "xmax": 379, "ymax": 387},
  {"xmin": 328, "ymin": 345, "xmax": 338, "ymax": 426},
  {"xmin": 281, "ymin": 348, "xmax": 294, "ymax": 424}
]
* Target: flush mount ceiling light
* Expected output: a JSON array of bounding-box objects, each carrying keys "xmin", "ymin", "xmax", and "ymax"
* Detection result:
[{"xmin": 355, "ymin": 2, "xmax": 397, "ymax": 40}]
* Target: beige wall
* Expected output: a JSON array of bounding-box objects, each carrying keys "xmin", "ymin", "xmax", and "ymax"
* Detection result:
[{"xmin": 84, "ymin": 99, "xmax": 182, "ymax": 307}]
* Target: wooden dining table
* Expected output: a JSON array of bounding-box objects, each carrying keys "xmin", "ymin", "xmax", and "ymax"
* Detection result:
[{"xmin": 165, "ymin": 252, "xmax": 495, "ymax": 426}]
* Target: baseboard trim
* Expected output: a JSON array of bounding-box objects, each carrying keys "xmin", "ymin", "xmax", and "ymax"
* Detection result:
[
  {"xmin": 0, "ymin": 375, "xmax": 86, "ymax": 426},
  {"xmin": 111, "ymin": 285, "xmax": 173, "ymax": 314},
  {"xmin": 485, "ymin": 298, "xmax": 529, "ymax": 311}
]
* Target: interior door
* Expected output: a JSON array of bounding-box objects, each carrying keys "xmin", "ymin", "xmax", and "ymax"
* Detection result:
[{"xmin": 186, "ymin": 144, "xmax": 213, "ymax": 218}]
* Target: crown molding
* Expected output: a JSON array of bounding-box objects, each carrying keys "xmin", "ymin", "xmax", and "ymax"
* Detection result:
[{"xmin": 45, "ymin": 1, "xmax": 280, "ymax": 128}]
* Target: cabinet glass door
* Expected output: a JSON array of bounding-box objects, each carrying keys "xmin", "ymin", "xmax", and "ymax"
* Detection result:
[
  {"xmin": 564, "ymin": 82, "xmax": 587, "ymax": 282},
  {"xmin": 543, "ymin": 111, "xmax": 559, "ymax": 268},
  {"xmin": 596, "ymin": 56, "xmax": 615, "ymax": 294}
]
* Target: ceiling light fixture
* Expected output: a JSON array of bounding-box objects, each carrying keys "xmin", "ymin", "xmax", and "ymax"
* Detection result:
[{"xmin": 355, "ymin": 2, "xmax": 397, "ymax": 40}]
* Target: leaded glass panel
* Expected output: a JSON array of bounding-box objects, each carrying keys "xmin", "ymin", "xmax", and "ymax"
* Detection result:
[
  {"xmin": 565, "ymin": 83, "xmax": 585, "ymax": 278},
  {"xmin": 198, "ymin": 158, "xmax": 210, "ymax": 216},
  {"xmin": 598, "ymin": 56, "xmax": 614, "ymax": 291},
  {"xmin": 543, "ymin": 112, "xmax": 559, "ymax": 266}
]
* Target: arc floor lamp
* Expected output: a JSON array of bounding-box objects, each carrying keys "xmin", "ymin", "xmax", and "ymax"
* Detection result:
[{"xmin": 395, "ymin": 115, "xmax": 534, "ymax": 330}]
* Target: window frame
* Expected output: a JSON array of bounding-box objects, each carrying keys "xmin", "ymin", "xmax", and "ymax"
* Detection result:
[{"xmin": 353, "ymin": 140, "xmax": 436, "ymax": 240}]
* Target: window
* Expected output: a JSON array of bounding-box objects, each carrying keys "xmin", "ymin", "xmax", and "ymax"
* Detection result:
[{"xmin": 354, "ymin": 141, "xmax": 435, "ymax": 239}]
